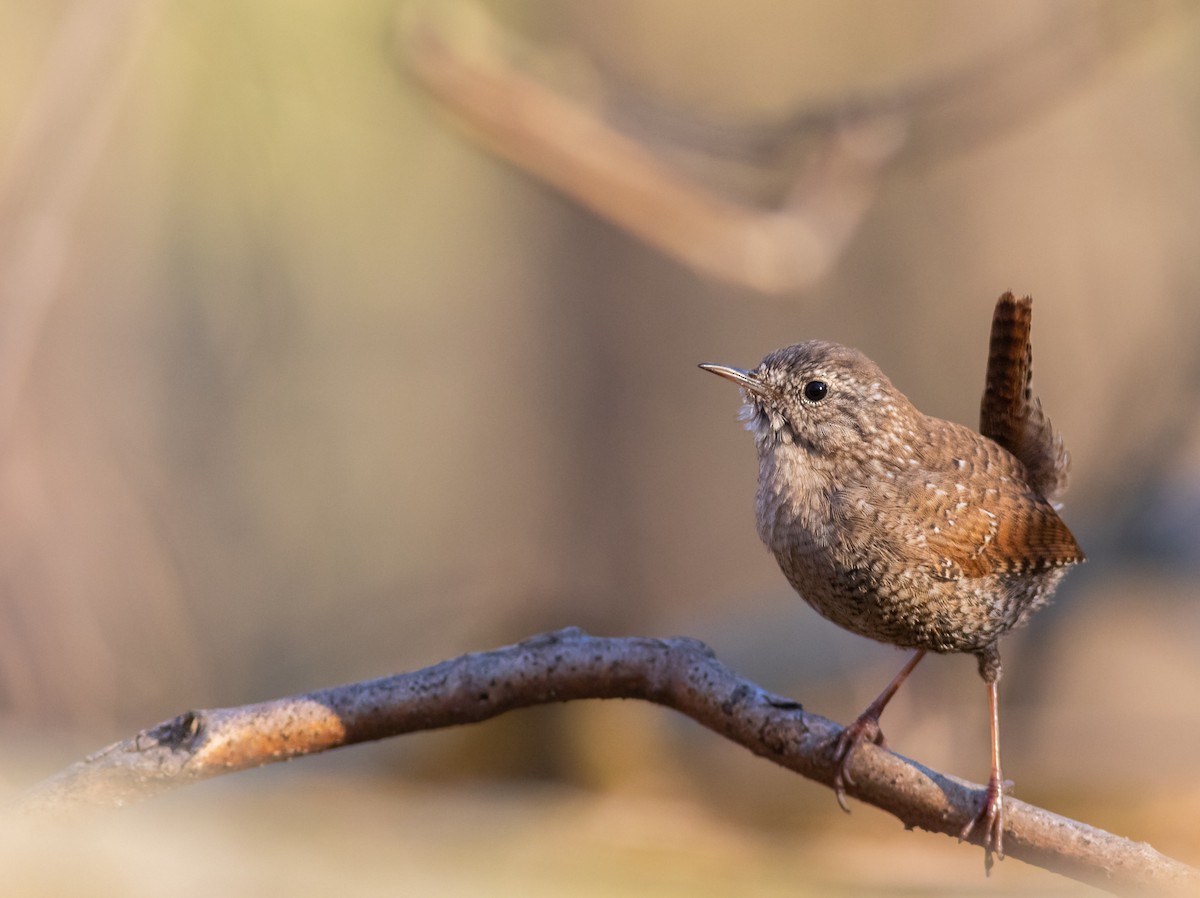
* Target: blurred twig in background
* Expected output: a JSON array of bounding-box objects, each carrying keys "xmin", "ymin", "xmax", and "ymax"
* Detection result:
[
  {"xmin": 400, "ymin": 0, "xmax": 1178, "ymax": 294},
  {"xmin": 0, "ymin": 0, "xmax": 158, "ymax": 432},
  {"xmin": 401, "ymin": 0, "xmax": 907, "ymax": 293},
  {"xmin": 14, "ymin": 628, "xmax": 1199, "ymax": 896},
  {"xmin": 0, "ymin": 0, "xmax": 187, "ymax": 725}
]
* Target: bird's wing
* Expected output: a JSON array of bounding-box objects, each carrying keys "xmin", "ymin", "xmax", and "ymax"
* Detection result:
[
  {"xmin": 921, "ymin": 495, "xmax": 1084, "ymax": 579},
  {"xmin": 834, "ymin": 472, "xmax": 1084, "ymax": 582}
]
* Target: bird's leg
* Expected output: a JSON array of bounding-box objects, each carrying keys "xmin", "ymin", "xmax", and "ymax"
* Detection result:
[
  {"xmin": 831, "ymin": 649, "xmax": 926, "ymax": 811},
  {"xmin": 960, "ymin": 676, "xmax": 1005, "ymax": 871}
]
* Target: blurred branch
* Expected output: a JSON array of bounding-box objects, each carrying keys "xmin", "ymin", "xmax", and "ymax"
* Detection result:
[
  {"xmin": 14, "ymin": 627, "xmax": 1196, "ymax": 895},
  {"xmin": 0, "ymin": 0, "xmax": 159, "ymax": 434},
  {"xmin": 399, "ymin": 1, "xmax": 906, "ymax": 294},
  {"xmin": 398, "ymin": 2, "xmax": 1183, "ymax": 295},
  {"xmin": 0, "ymin": 0, "xmax": 168, "ymax": 725}
]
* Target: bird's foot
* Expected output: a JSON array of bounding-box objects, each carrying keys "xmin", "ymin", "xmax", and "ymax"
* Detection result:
[
  {"xmin": 829, "ymin": 711, "xmax": 886, "ymax": 812},
  {"xmin": 959, "ymin": 773, "xmax": 1006, "ymax": 873}
]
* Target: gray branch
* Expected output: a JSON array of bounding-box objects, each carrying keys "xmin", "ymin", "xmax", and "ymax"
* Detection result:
[{"xmin": 12, "ymin": 628, "xmax": 1196, "ymax": 895}]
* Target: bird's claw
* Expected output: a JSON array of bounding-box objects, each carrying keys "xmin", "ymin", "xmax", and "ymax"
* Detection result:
[
  {"xmin": 959, "ymin": 775, "xmax": 1006, "ymax": 873},
  {"xmin": 829, "ymin": 713, "xmax": 886, "ymax": 813}
]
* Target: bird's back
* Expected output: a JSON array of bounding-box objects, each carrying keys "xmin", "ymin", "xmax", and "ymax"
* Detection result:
[{"xmin": 765, "ymin": 413, "xmax": 1082, "ymax": 655}]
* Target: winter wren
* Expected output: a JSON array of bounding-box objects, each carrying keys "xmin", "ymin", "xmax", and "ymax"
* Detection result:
[{"xmin": 700, "ymin": 293, "xmax": 1083, "ymax": 866}]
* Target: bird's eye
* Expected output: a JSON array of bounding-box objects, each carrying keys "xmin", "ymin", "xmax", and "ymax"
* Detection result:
[{"xmin": 803, "ymin": 380, "xmax": 828, "ymax": 402}]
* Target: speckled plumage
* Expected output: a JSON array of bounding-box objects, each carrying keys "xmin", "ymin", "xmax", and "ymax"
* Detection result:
[
  {"xmin": 701, "ymin": 293, "xmax": 1083, "ymax": 866},
  {"xmin": 743, "ymin": 339, "xmax": 1081, "ymax": 672}
]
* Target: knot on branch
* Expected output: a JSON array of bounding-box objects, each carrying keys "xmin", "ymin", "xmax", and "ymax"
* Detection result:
[{"xmin": 135, "ymin": 711, "xmax": 202, "ymax": 753}]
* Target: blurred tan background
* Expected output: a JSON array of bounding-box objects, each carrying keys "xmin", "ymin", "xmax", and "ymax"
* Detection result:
[{"xmin": 2, "ymin": 0, "xmax": 1199, "ymax": 894}]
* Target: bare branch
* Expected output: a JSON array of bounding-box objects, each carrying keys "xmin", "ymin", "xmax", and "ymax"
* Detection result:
[{"xmin": 12, "ymin": 628, "xmax": 1196, "ymax": 895}]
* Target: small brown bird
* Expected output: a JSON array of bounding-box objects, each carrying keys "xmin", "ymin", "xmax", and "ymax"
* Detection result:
[{"xmin": 700, "ymin": 293, "xmax": 1083, "ymax": 866}]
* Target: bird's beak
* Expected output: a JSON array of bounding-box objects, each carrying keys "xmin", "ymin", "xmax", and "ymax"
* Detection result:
[{"xmin": 698, "ymin": 363, "xmax": 776, "ymax": 400}]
